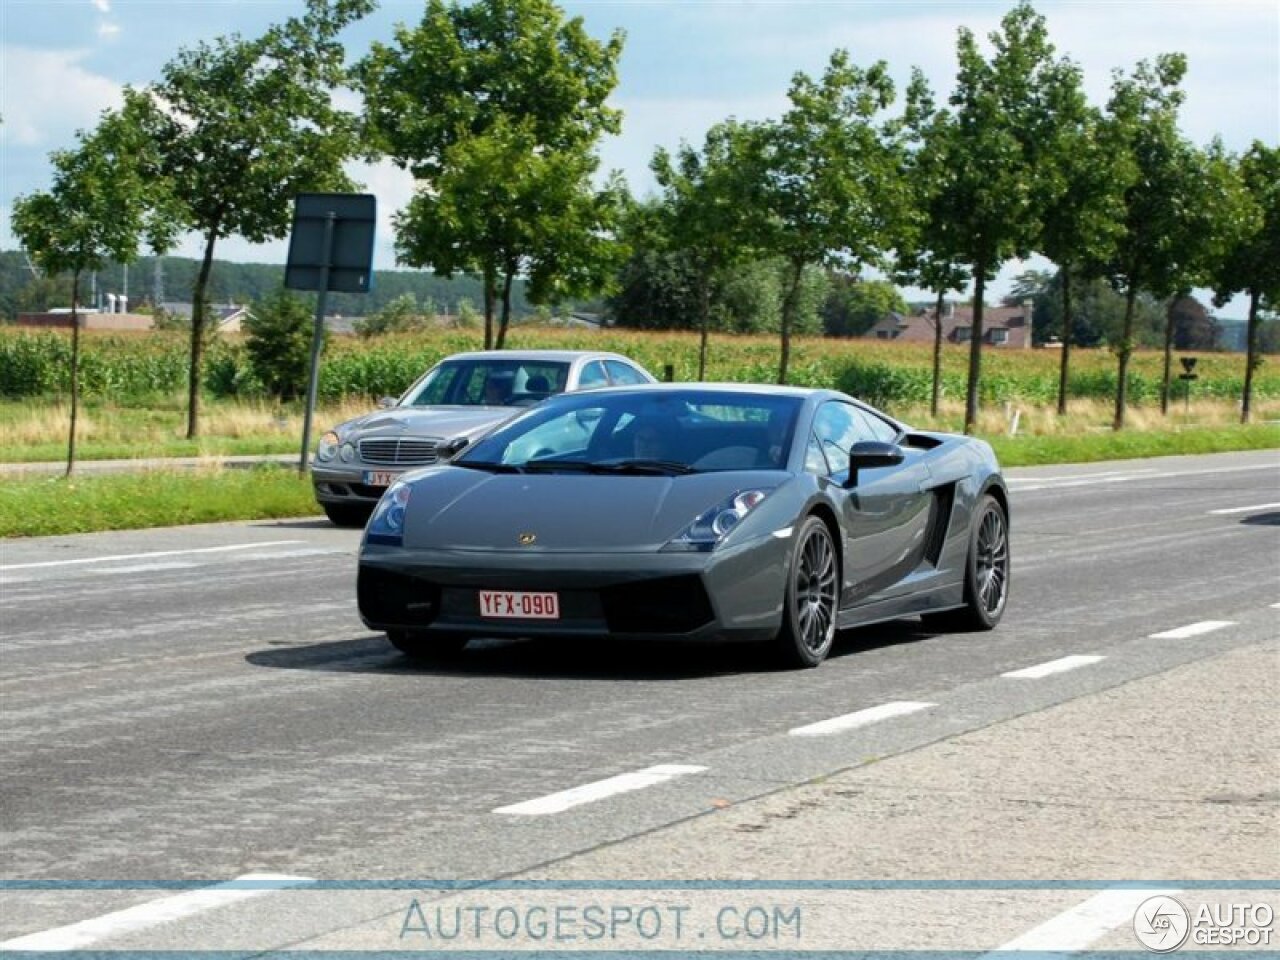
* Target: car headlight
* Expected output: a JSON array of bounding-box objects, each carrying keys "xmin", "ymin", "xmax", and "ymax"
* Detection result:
[
  {"xmin": 663, "ymin": 489, "xmax": 771, "ymax": 553},
  {"xmin": 366, "ymin": 479, "xmax": 411, "ymax": 546},
  {"xmin": 317, "ymin": 431, "xmax": 340, "ymax": 461},
  {"xmin": 340, "ymin": 442, "xmax": 356, "ymax": 462}
]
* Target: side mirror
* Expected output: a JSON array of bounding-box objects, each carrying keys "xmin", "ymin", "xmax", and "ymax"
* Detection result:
[
  {"xmin": 842, "ymin": 441, "xmax": 905, "ymax": 488},
  {"xmin": 377, "ymin": 396, "xmax": 397, "ymax": 409},
  {"xmin": 442, "ymin": 436, "xmax": 470, "ymax": 459}
]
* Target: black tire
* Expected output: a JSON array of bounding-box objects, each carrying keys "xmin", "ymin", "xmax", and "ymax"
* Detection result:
[
  {"xmin": 323, "ymin": 503, "xmax": 372, "ymax": 528},
  {"xmin": 773, "ymin": 516, "xmax": 839, "ymax": 668},
  {"xmin": 922, "ymin": 493, "xmax": 1009, "ymax": 632},
  {"xmin": 387, "ymin": 630, "xmax": 470, "ymax": 661}
]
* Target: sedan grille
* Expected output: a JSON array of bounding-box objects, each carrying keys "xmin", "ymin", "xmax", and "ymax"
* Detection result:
[{"xmin": 358, "ymin": 437, "xmax": 439, "ymax": 466}]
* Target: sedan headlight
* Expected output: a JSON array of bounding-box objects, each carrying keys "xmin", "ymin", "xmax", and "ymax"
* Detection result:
[
  {"xmin": 317, "ymin": 431, "xmax": 340, "ymax": 461},
  {"xmin": 663, "ymin": 489, "xmax": 771, "ymax": 553},
  {"xmin": 366, "ymin": 479, "xmax": 412, "ymax": 546},
  {"xmin": 340, "ymin": 442, "xmax": 356, "ymax": 462}
]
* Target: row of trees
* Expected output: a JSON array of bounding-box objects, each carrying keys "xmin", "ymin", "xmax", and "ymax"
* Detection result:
[{"xmin": 13, "ymin": 0, "xmax": 1279, "ymax": 477}]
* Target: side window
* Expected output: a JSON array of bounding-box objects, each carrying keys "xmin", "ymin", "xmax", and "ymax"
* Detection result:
[
  {"xmin": 605, "ymin": 359, "xmax": 648, "ymax": 385},
  {"xmin": 811, "ymin": 402, "xmax": 862, "ymax": 478},
  {"xmin": 577, "ymin": 360, "xmax": 609, "ymax": 389},
  {"xmin": 804, "ymin": 431, "xmax": 830, "ymax": 476},
  {"xmin": 850, "ymin": 406, "xmax": 900, "ymax": 443}
]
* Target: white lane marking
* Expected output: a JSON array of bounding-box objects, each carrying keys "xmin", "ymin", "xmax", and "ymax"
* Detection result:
[
  {"xmin": 494, "ymin": 764, "xmax": 707, "ymax": 816},
  {"xmin": 992, "ymin": 887, "xmax": 1179, "ymax": 952},
  {"xmin": 1006, "ymin": 469, "xmax": 1154, "ymax": 484},
  {"xmin": 1148, "ymin": 620, "xmax": 1237, "ymax": 639},
  {"xmin": 789, "ymin": 701, "xmax": 936, "ymax": 737},
  {"xmin": 0, "ymin": 540, "xmax": 307, "ymax": 571},
  {"xmin": 1002, "ymin": 655, "xmax": 1105, "ymax": 679},
  {"xmin": 0, "ymin": 873, "xmax": 313, "ymax": 950},
  {"xmin": 1208, "ymin": 501, "xmax": 1280, "ymax": 515},
  {"xmin": 1010, "ymin": 461, "xmax": 1278, "ymax": 493},
  {"xmin": 1272, "ymin": 603, "xmax": 1280, "ymax": 610}
]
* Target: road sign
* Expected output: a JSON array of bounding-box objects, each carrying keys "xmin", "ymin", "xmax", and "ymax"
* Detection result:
[
  {"xmin": 284, "ymin": 193, "xmax": 377, "ymax": 473},
  {"xmin": 285, "ymin": 193, "xmax": 376, "ymax": 293},
  {"xmin": 1180, "ymin": 356, "xmax": 1198, "ymax": 374}
]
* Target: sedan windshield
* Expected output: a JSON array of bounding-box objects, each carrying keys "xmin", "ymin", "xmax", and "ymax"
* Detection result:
[
  {"xmin": 401, "ymin": 359, "xmax": 570, "ymax": 407},
  {"xmin": 458, "ymin": 390, "xmax": 803, "ymax": 473}
]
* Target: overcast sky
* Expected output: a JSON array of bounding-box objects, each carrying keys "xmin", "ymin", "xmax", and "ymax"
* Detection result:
[{"xmin": 2, "ymin": 0, "xmax": 1277, "ymax": 315}]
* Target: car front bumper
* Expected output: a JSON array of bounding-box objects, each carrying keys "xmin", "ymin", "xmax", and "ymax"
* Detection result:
[{"xmin": 357, "ymin": 536, "xmax": 791, "ymax": 644}]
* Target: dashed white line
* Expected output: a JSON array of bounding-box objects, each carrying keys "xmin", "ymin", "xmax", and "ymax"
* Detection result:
[
  {"xmin": 1001, "ymin": 655, "xmax": 1105, "ymax": 679},
  {"xmin": 493, "ymin": 764, "xmax": 707, "ymax": 816},
  {"xmin": 1207, "ymin": 502, "xmax": 1280, "ymax": 515},
  {"xmin": 1271, "ymin": 603, "xmax": 1280, "ymax": 610},
  {"xmin": 991, "ymin": 888, "xmax": 1179, "ymax": 952},
  {"xmin": 0, "ymin": 873, "xmax": 313, "ymax": 950},
  {"xmin": 788, "ymin": 701, "xmax": 936, "ymax": 737},
  {"xmin": 1148, "ymin": 620, "xmax": 1237, "ymax": 640},
  {"xmin": 0, "ymin": 541, "xmax": 307, "ymax": 571},
  {"xmin": 1008, "ymin": 461, "xmax": 1278, "ymax": 493}
]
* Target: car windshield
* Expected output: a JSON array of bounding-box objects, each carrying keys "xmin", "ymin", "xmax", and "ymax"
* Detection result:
[
  {"xmin": 400, "ymin": 358, "xmax": 570, "ymax": 408},
  {"xmin": 457, "ymin": 390, "xmax": 803, "ymax": 473}
]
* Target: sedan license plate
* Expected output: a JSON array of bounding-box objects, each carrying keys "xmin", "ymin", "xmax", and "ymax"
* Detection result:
[
  {"xmin": 479, "ymin": 590, "xmax": 560, "ymax": 620},
  {"xmin": 363, "ymin": 470, "xmax": 402, "ymax": 488}
]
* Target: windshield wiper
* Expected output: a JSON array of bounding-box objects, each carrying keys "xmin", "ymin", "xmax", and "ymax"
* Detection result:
[
  {"xmin": 589, "ymin": 459, "xmax": 698, "ymax": 476},
  {"xmin": 521, "ymin": 460, "xmax": 595, "ymax": 473},
  {"xmin": 453, "ymin": 460, "xmax": 524, "ymax": 474}
]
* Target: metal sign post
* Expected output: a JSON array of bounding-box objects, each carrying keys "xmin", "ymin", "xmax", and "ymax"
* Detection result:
[{"xmin": 285, "ymin": 193, "xmax": 376, "ymax": 473}]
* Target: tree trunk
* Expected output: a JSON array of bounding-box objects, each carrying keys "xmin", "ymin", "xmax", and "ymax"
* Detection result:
[
  {"xmin": 482, "ymin": 264, "xmax": 495, "ymax": 350},
  {"xmin": 697, "ymin": 277, "xmax": 713, "ymax": 380},
  {"xmin": 495, "ymin": 268, "xmax": 514, "ymax": 350},
  {"xmin": 930, "ymin": 288, "xmax": 944, "ymax": 418},
  {"xmin": 1242, "ymin": 287, "xmax": 1260, "ymax": 424},
  {"xmin": 777, "ymin": 260, "xmax": 804, "ymax": 386},
  {"xmin": 186, "ymin": 228, "xmax": 219, "ymax": 439},
  {"xmin": 963, "ymin": 264, "xmax": 986, "ymax": 435},
  {"xmin": 1113, "ymin": 282, "xmax": 1138, "ymax": 431},
  {"xmin": 1160, "ymin": 298, "xmax": 1176, "ymax": 416},
  {"xmin": 1057, "ymin": 263, "xmax": 1073, "ymax": 417},
  {"xmin": 66, "ymin": 270, "xmax": 82, "ymax": 478}
]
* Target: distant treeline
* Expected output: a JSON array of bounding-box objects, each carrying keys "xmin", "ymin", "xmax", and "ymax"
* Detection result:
[{"xmin": 0, "ymin": 250, "xmax": 533, "ymax": 321}]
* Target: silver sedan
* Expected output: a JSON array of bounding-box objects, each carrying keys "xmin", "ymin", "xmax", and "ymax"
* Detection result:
[{"xmin": 312, "ymin": 349, "xmax": 655, "ymax": 525}]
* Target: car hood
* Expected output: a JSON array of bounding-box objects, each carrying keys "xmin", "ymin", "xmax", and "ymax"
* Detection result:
[
  {"xmin": 338, "ymin": 406, "xmax": 512, "ymax": 442},
  {"xmin": 398, "ymin": 467, "xmax": 782, "ymax": 553}
]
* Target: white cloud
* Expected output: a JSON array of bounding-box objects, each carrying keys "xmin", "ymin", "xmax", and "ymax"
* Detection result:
[
  {"xmin": 90, "ymin": 0, "xmax": 110, "ymax": 12},
  {"xmin": 97, "ymin": 21, "xmax": 121, "ymax": 39},
  {"xmin": 0, "ymin": 47, "xmax": 122, "ymax": 147}
]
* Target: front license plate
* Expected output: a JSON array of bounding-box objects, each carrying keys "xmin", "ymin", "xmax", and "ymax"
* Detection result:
[
  {"xmin": 479, "ymin": 590, "xmax": 560, "ymax": 620},
  {"xmin": 363, "ymin": 470, "xmax": 402, "ymax": 487}
]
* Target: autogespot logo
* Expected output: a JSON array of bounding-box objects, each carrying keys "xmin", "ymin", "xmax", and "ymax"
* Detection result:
[{"xmin": 1134, "ymin": 895, "xmax": 1191, "ymax": 952}]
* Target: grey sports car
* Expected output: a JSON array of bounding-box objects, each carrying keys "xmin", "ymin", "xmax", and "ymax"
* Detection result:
[
  {"xmin": 357, "ymin": 383, "xmax": 1009, "ymax": 668},
  {"xmin": 312, "ymin": 349, "xmax": 655, "ymax": 525}
]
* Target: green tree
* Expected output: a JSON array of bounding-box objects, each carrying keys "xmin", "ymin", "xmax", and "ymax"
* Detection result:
[
  {"xmin": 10, "ymin": 96, "xmax": 174, "ymax": 475},
  {"xmin": 1211, "ymin": 142, "xmax": 1280, "ymax": 422},
  {"xmin": 895, "ymin": 69, "xmax": 971, "ymax": 416},
  {"xmin": 358, "ymin": 0, "xmax": 624, "ymax": 351},
  {"xmin": 821, "ymin": 274, "xmax": 907, "ymax": 338},
  {"xmin": 651, "ymin": 121, "xmax": 761, "ymax": 377},
  {"xmin": 136, "ymin": 0, "xmax": 374, "ymax": 437},
  {"xmin": 1036, "ymin": 87, "xmax": 1132, "ymax": 415},
  {"xmin": 245, "ymin": 288, "xmax": 318, "ymax": 401},
  {"xmin": 931, "ymin": 2, "xmax": 1078, "ymax": 433},
  {"xmin": 748, "ymin": 50, "xmax": 904, "ymax": 384}
]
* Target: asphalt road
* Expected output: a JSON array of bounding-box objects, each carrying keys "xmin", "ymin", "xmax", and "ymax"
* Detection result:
[{"xmin": 1, "ymin": 449, "xmax": 1277, "ymax": 950}]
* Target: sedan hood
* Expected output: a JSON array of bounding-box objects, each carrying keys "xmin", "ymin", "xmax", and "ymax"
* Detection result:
[
  {"xmin": 400, "ymin": 467, "xmax": 780, "ymax": 553},
  {"xmin": 339, "ymin": 406, "xmax": 512, "ymax": 442}
]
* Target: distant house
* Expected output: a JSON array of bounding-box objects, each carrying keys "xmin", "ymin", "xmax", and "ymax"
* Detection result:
[
  {"xmin": 865, "ymin": 301, "xmax": 1034, "ymax": 349},
  {"xmin": 159, "ymin": 302, "xmax": 251, "ymax": 333}
]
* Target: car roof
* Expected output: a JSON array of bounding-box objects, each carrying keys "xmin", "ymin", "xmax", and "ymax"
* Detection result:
[
  {"xmin": 437, "ymin": 350, "xmax": 640, "ymax": 364},
  {"xmin": 563, "ymin": 381, "xmax": 827, "ymax": 399}
]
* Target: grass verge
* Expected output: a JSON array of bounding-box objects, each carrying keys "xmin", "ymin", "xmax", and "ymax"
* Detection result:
[
  {"xmin": 0, "ymin": 466, "xmax": 321, "ymax": 538},
  {"xmin": 3, "ymin": 423, "xmax": 1278, "ymax": 538}
]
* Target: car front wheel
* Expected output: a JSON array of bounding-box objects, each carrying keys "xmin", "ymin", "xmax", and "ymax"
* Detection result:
[
  {"xmin": 922, "ymin": 493, "xmax": 1009, "ymax": 632},
  {"xmin": 773, "ymin": 516, "xmax": 839, "ymax": 668}
]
